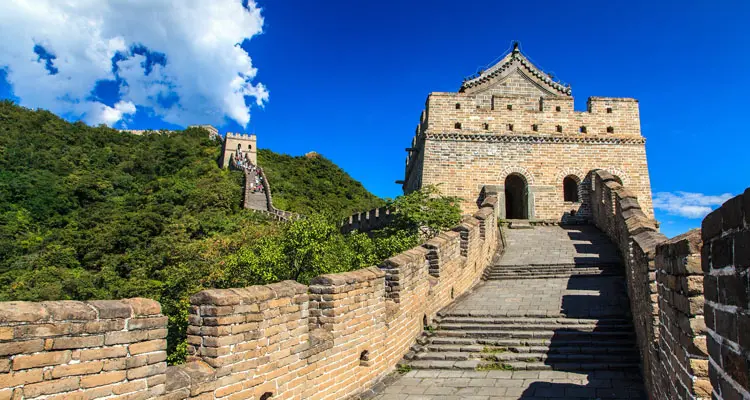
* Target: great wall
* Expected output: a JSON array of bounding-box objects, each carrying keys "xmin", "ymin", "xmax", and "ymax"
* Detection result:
[{"xmin": 2, "ymin": 44, "xmax": 749, "ymax": 399}]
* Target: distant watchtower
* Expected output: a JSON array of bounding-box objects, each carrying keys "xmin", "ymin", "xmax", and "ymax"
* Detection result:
[{"xmin": 221, "ymin": 133, "xmax": 257, "ymax": 168}]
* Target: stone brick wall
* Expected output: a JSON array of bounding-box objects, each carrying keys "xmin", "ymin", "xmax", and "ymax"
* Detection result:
[
  {"xmin": 403, "ymin": 91, "xmax": 654, "ymax": 221},
  {"xmin": 589, "ymin": 171, "xmax": 750, "ymax": 400},
  {"xmin": 340, "ymin": 206, "xmax": 394, "ymax": 234},
  {"xmin": 654, "ymin": 230, "xmax": 711, "ymax": 399},
  {"xmin": 1, "ymin": 195, "xmax": 500, "ymax": 400},
  {"xmin": 702, "ymin": 189, "xmax": 750, "ymax": 400},
  {"xmin": 589, "ymin": 169, "xmax": 665, "ymax": 393},
  {"xmin": 0, "ymin": 298, "xmax": 167, "ymax": 399}
]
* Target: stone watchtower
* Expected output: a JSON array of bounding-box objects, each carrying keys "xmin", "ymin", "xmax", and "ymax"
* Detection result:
[
  {"xmin": 221, "ymin": 132, "xmax": 257, "ymax": 168},
  {"xmin": 401, "ymin": 43, "xmax": 654, "ymax": 222}
]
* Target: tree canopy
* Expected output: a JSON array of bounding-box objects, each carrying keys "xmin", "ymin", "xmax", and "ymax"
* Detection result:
[{"xmin": 0, "ymin": 101, "xmax": 462, "ymax": 364}]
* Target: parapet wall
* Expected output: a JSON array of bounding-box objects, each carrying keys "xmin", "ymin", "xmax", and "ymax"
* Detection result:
[
  {"xmin": 0, "ymin": 298, "xmax": 167, "ymax": 400},
  {"xmin": 589, "ymin": 169, "xmax": 665, "ymax": 393},
  {"xmin": 340, "ymin": 207, "xmax": 394, "ymax": 234},
  {"xmin": 702, "ymin": 190, "xmax": 750, "ymax": 400},
  {"xmin": 590, "ymin": 170, "xmax": 750, "ymax": 400},
  {"xmin": 0, "ymin": 196, "xmax": 500, "ymax": 400},
  {"xmin": 653, "ymin": 230, "xmax": 711, "ymax": 398}
]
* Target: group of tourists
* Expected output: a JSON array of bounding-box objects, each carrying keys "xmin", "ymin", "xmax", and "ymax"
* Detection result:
[{"xmin": 232, "ymin": 152, "xmax": 265, "ymax": 194}]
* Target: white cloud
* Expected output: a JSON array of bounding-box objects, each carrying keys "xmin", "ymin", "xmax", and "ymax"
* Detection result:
[
  {"xmin": 653, "ymin": 191, "xmax": 734, "ymax": 219},
  {"xmin": 0, "ymin": 0, "xmax": 268, "ymax": 127}
]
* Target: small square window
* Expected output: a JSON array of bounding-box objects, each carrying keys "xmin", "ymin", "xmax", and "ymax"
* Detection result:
[
  {"xmin": 555, "ymin": 106, "xmax": 561, "ymax": 112},
  {"xmin": 556, "ymin": 125, "xmax": 563, "ymax": 133},
  {"xmin": 532, "ymin": 124, "xmax": 538, "ymax": 132},
  {"xmin": 580, "ymin": 126, "xmax": 587, "ymax": 133},
  {"xmin": 483, "ymin": 123, "xmax": 489, "ymax": 130},
  {"xmin": 507, "ymin": 124, "xmax": 513, "ymax": 131},
  {"xmin": 606, "ymin": 107, "xmax": 613, "ymax": 113},
  {"xmin": 455, "ymin": 103, "xmax": 461, "ymax": 109},
  {"xmin": 607, "ymin": 126, "xmax": 614, "ymax": 133},
  {"xmin": 507, "ymin": 104, "xmax": 513, "ymax": 110}
]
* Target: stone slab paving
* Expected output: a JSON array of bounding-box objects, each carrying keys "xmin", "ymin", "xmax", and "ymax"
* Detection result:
[
  {"xmin": 371, "ymin": 226, "xmax": 645, "ymax": 399},
  {"xmin": 498, "ymin": 226, "xmax": 621, "ymax": 266},
  {"xmin": 373, "ymin": 369, "xmax": 645, "ymax": 399}
]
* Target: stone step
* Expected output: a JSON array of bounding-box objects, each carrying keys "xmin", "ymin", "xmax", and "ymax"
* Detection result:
[
  {"xmin": 414, "ymin": 350, "xmax": 639, "ymax": 363},
  {"xmin": 436, "ymin": 323, "xmax": 633, "ymax": 332},
  {"xmin": 437, "ymin": 316, "xmax": 632, "ymax": 325},
  {"xmin": 407, "ymin": 359, "xmax": 641, "ymax": 371},
  {"xmin": 427, "ymin": 337, "xmax": 636, "ymax": 348},
  {"xmin": 433, "ymin": 329, "xmax": 635, "ymax": 340},
  {"xmin": 485, "ymin": 267, "xmax": 621, "ymax": 274},
  {"xmin": 424, "ymin": 343, "xmax": 638, "ymax": 356},
  {"xmin": 440, "ymin": 310, "xmax": 632, "ymax": 318}
]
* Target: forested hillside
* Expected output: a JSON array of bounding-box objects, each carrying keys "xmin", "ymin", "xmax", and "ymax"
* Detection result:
[
  {"xmin": 0, "ymin": 101, "xmax": 461, "ymax": 363},
  {"xmin": 259, "ymin": 150, "xmax": 384, "ymax": 218}
]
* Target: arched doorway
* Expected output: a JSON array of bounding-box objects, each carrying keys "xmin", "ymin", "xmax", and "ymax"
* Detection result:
[{"xmin": 505, "ymin": 174, "xmax": 528, "ymax": 219}]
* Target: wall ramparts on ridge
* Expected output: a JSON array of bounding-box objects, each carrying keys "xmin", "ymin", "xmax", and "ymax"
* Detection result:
[
  {"xmin": 0, "ymin": 195, "xmax": 500, "ymax": 400},
  {"xmin": 340, "ymin": 207, "xmax": 394, "ymax": 234}
]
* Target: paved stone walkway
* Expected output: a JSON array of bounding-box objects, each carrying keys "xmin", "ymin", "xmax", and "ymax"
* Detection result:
[{"xmin": 371, "ymin": 226, "xmax": 646, "ymax": 400}]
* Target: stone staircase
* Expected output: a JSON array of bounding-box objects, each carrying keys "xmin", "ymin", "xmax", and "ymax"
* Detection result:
[
  {"xmin": 482, "ymin": 262, "xmax": 623, "ymax": 280},
  {"xmin": 408, "ymin": 314, "xmax": 639, "ymax": 371},
  {"xmin": 402, "ymin": 226, "xmax": 642, "ymax": 375}
]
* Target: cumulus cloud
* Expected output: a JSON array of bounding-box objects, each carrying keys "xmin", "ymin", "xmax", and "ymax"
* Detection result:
[
  {"xmin": 653, "ymin": 191, "xmax": 734, "ymax": 219},
  {"xmin": 0, "ymin": 0, "xmax": 268, "ymax": 127}
]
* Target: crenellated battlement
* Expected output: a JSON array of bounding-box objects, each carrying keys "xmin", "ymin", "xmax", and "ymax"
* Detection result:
[
  {"xmin": 422, "ymin": 93, "xmax": 641, "ymax": 137},
  {"xmin": 339, "ymin": 206, "xmax": 394, "ymax": 234},
  {"xmin": 0, "ymin": 193, "xmax": 501, "ymax": 400}
]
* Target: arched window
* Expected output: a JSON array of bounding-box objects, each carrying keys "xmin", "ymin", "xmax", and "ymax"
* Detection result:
[
  {"xmin": 454, "ymin": 122, "xmax": 462, "ymax": 129},
  {"xmin": 260, "ymin": 393, "xmax": 273, "ymax": 400},
  {"xmin": 563, "ymin": 176, "xmax": 579, "ymax": 202},
  {"xmin": 455, "ymin": 103, "xmax": 461, "ymax": 109},
  {"xmin": 237, "ymin": 144, "xmax": 242, "ymax": 151}
]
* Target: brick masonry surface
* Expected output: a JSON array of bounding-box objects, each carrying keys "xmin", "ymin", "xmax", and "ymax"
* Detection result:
[
  {"xmin": 702, "ymin": 189, "xmax": 750, "ymax": 400},
  {"xmin": 590, "ymin": 169, "xmax": 750, "ymax": 400},
  {"xmin": 0, "ymin": 195, "xmax": 500, "ymax": 400}
]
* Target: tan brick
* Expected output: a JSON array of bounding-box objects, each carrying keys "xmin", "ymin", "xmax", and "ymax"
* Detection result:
[
  {"xmin": 127, "ymin": 362, "xmax": 166, "ymax": 380},
  {"xmin": 23, "ymin": 377, "xmax": 79, "ymax": 398},
  {"xmin": 80, "ymin": 370, "xmax": 126, "ymax": 388},
  {"xmin": 0, "ymin": 328, "xmax": 11, "ymax": 342},
  {"xmin": 0, "ymin": 389, "xmax": 11, "ymax": 400},
  {"xmin": 104, "ymin": 330, "xmax": 148, "ymax": 345},
  {"xmin": 128, "ymin": 339, "xmax": 166, "ymax": 355},
  {"xmin": 13, "ymin": 323, "xmax": 69, "ymax": 338},
  {"xmin": 52, "ymin": 335, "xmax": 104, "ymax": 350},
  {"xmin": 51, "ymin": 361, "xmax": 103, "ymax": 378},
  {"xmin": 79, "ymin": 346, "xmax": 127, "ymax": 361},
  {"xmin": 12, "ymin": 350, "xmax": 71, "ymax": 370},
  {"xmin": 127, "ymin": 316, "xmax": 168, "ymax": 331},
  {"xmin": 0, "ymin": 360, "xmax": 8, "ymax": 374},
  {"xmin": 0, "ymin": 369, "xmax": 44, "ymax": 388},
  {"xmin": 0, "ymin": 339, "xmax": 44, "ymax": 356}
]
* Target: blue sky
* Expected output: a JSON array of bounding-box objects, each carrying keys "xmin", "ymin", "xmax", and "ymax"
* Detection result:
[{"xmin": 1, "ymin": 0, "xmax": 748, "ymax": 238}]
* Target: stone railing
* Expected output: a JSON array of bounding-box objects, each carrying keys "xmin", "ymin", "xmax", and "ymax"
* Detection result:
[
  {"xmin": 589, "ymin": 169, "xmax": 666, "ymax": 391},
  {"xmin": 702, "ymin": 189, "xmax": 750, "ymax": 400},
  {"xmin": 0, "ymin": 194, "xmax": 500, "ymax": 400}
]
